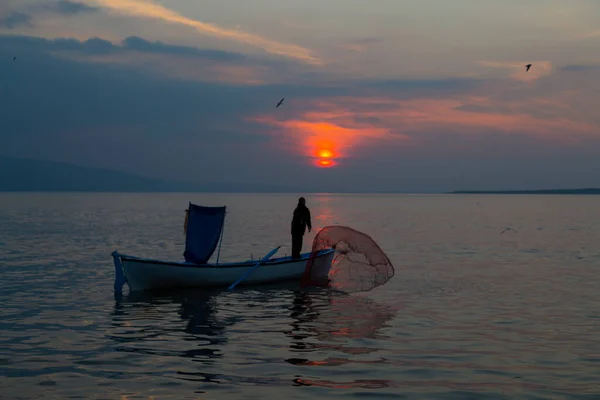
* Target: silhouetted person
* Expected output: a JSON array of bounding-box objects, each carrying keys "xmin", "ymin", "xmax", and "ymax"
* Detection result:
[{"xmin": 291, "ymin": 197, "xmax": 311, "ymax": 258}]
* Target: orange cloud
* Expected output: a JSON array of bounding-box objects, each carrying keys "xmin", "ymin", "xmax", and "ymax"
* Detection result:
[
  {"xmin": 86, "ymin": 0, "xmax": 321, "ymax": 65},
  {"xmin": 254, "ymin": 91, "xmax": 598, "ymax": 165},
  {"xmin": 581, "ymin": 30, "xmax": 600, "ymax": 38},
  {"xmin": 252, "ymin": 62, "xmax": 600, "ymax": 165},
  {"xmin": 408, "ymin": 99, "xmax": 593, "ymax": 137},
  {"xmin": 254, "ymin": 105, "xmax": 399, "ymax": 166},
  {"xmin": 346, "ymin": 97, "xmax": 596, "ymax": 141}
]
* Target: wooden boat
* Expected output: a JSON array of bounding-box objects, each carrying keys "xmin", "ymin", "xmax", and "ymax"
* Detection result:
[
  {"xmin": 112, "ymin": 203, "xmax": 335, "ymax": 292},
  {"xmin": 112, "ymin": 249, "xmax": 335, "ymax": 292}
]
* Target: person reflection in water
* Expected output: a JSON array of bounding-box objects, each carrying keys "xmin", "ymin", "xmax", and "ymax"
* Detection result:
[{"xmin": 291, "ymin": 197, "xmax": 312, "ymax": 259}]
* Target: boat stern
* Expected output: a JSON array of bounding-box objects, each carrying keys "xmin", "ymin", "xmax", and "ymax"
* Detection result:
[
  {"xmin": 303, "ymin": 248, "xmax": 336, "ymax": 287},
  {"xmin": 111, "ymin": 251, "xmax": 128, "ymax": 293}
]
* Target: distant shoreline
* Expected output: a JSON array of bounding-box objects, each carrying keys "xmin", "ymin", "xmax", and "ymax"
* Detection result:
[{"xmin": 449, "ymin": 188, "xmax": 600, "ymax": 195}]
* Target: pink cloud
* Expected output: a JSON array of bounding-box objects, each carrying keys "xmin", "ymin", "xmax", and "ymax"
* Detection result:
[
  {"xmin": 253, "ymin": 77, "xmax": 599, "ymax": 166},
  {"xmin": 86, "ymin": 0, "xmax": 322, "ymax": 65},
  {"xmin": 254, "ymin": 112, "xmax": 397, "ymax": 164}
]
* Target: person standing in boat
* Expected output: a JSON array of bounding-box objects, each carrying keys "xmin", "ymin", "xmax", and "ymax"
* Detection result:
[{"xmin": 291, "ymin": 197, "xmax": 312, "ymax": 258}]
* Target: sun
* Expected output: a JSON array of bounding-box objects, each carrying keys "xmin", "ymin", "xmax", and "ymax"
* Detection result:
[
  {"xmin": 318, "ymin": 149, "xmax": 334, "ymax": 159},
  {"xmin": 314, "ymin": 147, "xmax": 337, "ymax": 167},
  {"xmin": 316, "ymin": 159, "xmax": 335, "ymax": 168}
]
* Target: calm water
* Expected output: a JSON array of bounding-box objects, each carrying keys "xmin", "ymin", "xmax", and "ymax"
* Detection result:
[{"xmin": 1, "ymin": 193, "xmax": 600, "ymax": 399}]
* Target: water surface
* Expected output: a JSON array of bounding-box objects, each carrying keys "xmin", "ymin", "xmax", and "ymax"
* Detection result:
[{"xmin": 1, "ymin": 193, "xmax": 600, "ymax": 399}]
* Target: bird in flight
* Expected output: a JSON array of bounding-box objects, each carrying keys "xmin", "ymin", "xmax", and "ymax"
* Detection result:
[
  {"xmin": 525, "ymin": 64, "xmax": 532, "ymax": 72},
  {"xmin": 500, "ymin": 228, "xmax": 518, "ymax": 234},
  {"xmin": 276, "ymin": 98, "xmax": 284, "ymax": 108},
  {"xmin": 13, "ymin": 57, "xmax": 16, "ymax": 61}
]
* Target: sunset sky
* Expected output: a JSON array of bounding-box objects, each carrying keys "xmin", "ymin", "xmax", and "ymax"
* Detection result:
[{"xmin": 1, "ymin": 0, "xmax": 599, "ymax": 192}]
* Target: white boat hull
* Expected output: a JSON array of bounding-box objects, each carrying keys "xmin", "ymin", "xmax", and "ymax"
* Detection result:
[{"xmin": 114, "ymin": 249, "xmax": 336, "ymax": 292}]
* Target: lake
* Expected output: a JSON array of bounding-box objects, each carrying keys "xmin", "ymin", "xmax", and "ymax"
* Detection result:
[{"xmin": 1, "ymin": 193, "xmax": 599, "ymax": 399}]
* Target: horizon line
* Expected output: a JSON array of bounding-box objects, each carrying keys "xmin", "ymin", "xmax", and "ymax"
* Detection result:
[{"xmin": 1, "ymin": 188, "xmax": 599, "ymax": 195}]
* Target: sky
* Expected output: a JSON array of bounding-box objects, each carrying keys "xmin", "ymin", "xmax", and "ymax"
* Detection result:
[{"xmin": 1, "ymin": 0, "xmax": 599, "ymax": 192}]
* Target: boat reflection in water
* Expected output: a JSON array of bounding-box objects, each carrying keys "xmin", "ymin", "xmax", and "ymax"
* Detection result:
[
  {"xmin": 109, "ymin": 284, "xmax": 397, "ymax": 391},
  {"xmin": 111, "ymin": 289, "xmax": 238, "ymax": 384},
  {"xmin": 284, "ymin": 289, "xmax": 398, "ymax": 389}
]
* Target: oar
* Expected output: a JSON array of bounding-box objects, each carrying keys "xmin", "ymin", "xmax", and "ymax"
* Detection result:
[{"xmin": 228, "ymin": 246, "xmax": 281, "ymax": 290}]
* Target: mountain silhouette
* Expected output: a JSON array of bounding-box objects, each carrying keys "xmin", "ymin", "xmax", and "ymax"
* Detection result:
[{"xmin": 0, "ymin": 155, "xmax": 292, "ymax": 192}]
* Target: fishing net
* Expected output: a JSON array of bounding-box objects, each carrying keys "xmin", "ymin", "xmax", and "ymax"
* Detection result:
[{"xmin": 301, "ymin": 226, "xmax": 395, "ymax": 293}]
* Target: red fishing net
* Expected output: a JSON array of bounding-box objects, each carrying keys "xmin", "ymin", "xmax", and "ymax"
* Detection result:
[{"xmin": 301, "ymin": 226, "xmax": 395, "ymax": 293}]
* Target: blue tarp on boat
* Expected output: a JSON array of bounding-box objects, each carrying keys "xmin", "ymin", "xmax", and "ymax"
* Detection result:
[{"xmin": 184, "ymin": 203, "xmax": 226, "ymax": 264}]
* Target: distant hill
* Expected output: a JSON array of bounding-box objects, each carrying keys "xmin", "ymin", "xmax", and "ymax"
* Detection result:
[
  {"xmin": 0, "ymin": 155, "xmax": 291, "ymax": 192},
  {"xmin": 450, "ymin": 188, "xmax": 600, "ymax": 195}
]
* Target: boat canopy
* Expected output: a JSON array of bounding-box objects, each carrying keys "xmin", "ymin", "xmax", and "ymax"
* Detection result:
[{"xmin": 183, "ymin": 203, "xmax": 226, "ymax": 264}]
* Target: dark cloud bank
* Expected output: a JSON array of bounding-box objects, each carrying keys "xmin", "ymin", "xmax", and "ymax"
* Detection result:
[{"xmin": 0, "ymin": 12, "xmax": 32, "ymax": 29}]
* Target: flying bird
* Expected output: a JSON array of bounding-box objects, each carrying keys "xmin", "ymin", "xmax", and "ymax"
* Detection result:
[
  {"xmin": 276, "ymin": 98, "xmax": 284, "ymax": 108},
  {"xmin": 500, "ymin": 228, "xmax": 518, "ymax": 234},
  {"xmin": 13, "ymin": 57, "xmax": 16, "ymax": 61},
  {"xmin": 525, "ymin": 64, "xmax": 532, "ymax": 72}
]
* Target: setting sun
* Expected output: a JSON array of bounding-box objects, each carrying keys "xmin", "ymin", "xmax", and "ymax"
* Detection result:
[
  {"xmin": 315, "ymin": 146, "xmax": 336, "ymax": 167},
  {"xmin": 253, "ymin": 107, "xmax": 391, "ymax": 169},
  {"xmin": 318, "ymin": 149, "xmax": 334, "ymax": 158},
  {"xmin": 316, "ymin": 159, "xmax": 335, "ymax": 167}
]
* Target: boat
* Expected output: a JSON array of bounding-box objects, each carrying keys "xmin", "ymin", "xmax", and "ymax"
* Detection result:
[{"xmin": 112, "ymin": 203, "xmax": 335, "ymax": 292}]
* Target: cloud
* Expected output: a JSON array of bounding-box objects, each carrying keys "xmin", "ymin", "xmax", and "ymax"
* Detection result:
[
  {"xmin": 581, "ymin": 30, "xmax": 600, "ymax": 38},
  {"xmin": 254, "ymin": 110, "xmax": 397, "ymax": 163},
  {"xmin": 0, "ymin": 33, "xmax": 331, "ymax": 183},
  {"xmin": 253, "ymin": 80, "xmax": 599, "ymax": 166},
  {"xmin": 52, "ymin": 0, "xmax": 99, "ymax": 15},
  {"xmin": 339, "ymin": 37, "xmax": 384, "ymax": 53},
  {"xmin": 1, "ymin": 32, "xmax": 600, "ymax": 192},
  {"xmin": 2, "ymin": 34, "xmax": 282, "ymax": 84},
  {"xmin": 560, "ymin": 64, "xmax": 600, "ymax": 72},
  {"xmin": 120, "ymin": 36, "xmax": 246, "ymax": 62},
  {"xmin": 36, "ymin": 34, "xmax": 250, "ymax": 62},
  {"xmin": 0, "ymin": 34, "xmax": 266, "ymax": 131},
  {"xmin": 357, "ymin": 77, "xmax": 480, "ymax": 97},
  {"xmin": 478, "ymin": 60, "xmax": 554, "ymax": 82},
  {"xmin": 1, "ymin": 35, "xmax": 113, "ymax": 55},
  {"xmin": 84, "ymin": 0, "xmax": 321, "ymax": 65},
  {"xmin": 0, "ymin": 12, "xmax": 32, "ymax": 29}
]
